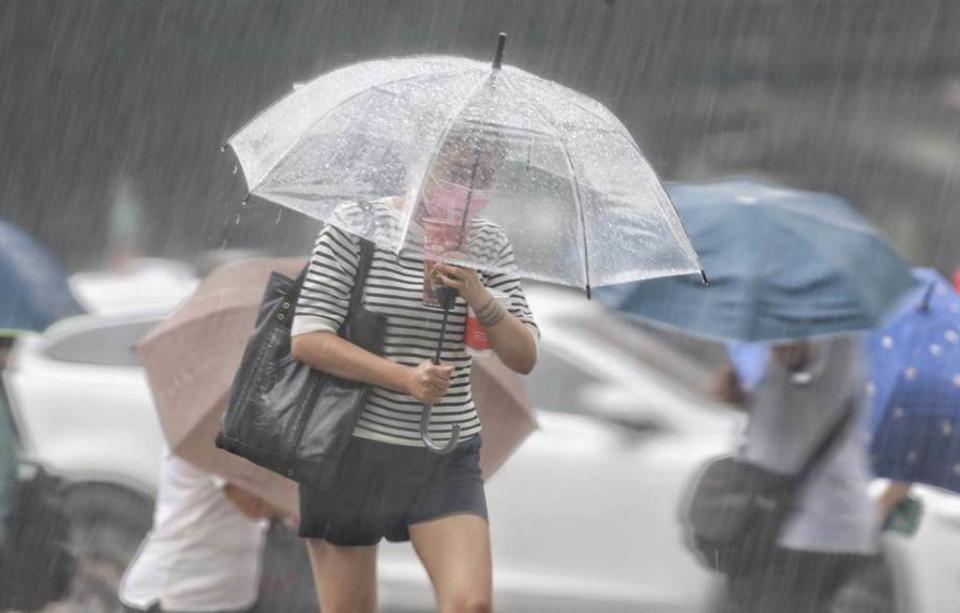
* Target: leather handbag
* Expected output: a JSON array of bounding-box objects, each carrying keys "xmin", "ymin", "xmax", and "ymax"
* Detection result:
[
  {"xmin": 216, "ymin": 238, "xmax": 385, "ymax": 490},
  {"xmin": 682, "ymin": 400, "xmax": 855, "ymax": 575}
]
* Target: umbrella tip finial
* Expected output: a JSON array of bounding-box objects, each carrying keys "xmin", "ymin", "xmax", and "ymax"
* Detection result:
[
  {"xmin": 493, "ymin": 32, "xmax": 507, "ymax": 70},
  {"xmin": 700, "ymin": 270, "xmax": 709, "ymax": 286},
  {"xmin": 585, "ymin": 284, "xmax": 592, "ymax": 300}
]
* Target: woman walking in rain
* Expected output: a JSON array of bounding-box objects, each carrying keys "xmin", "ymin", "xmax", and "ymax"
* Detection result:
[
  {"xmin": 288, "ymin": 134, "xmax": 539, "ymax": 613},
  {"xmin": 223, "ymin": 39, "xmax": 700, "ymax": 612}
]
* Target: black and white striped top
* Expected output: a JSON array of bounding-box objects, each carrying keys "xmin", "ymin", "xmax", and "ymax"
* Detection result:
[{"xmin": 291, "ymin": 201, "xmax": 539, "ymax": 447}]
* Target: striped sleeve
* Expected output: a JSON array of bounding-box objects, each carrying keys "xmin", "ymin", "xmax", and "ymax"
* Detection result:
[
  {"xmin": 291, "ymin": 225, "xmax": 362, "ymax": 337},
  {"xmin": 485, "ymin": 234, "xmax": 540, "ymax": 342}
]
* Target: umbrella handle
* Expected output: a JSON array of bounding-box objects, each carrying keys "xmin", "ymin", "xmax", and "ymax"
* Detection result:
[
  {"xmin": 420, "ymin": 403, "xmax": 462, "ymax": 454},
  {"xmin": 420, "ymin": 286, "xmax": 462, "ymax": 453}
]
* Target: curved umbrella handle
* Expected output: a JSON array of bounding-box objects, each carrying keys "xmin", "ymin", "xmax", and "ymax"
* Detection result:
[{"xmin": 420, "ymin": 403, "xmax": 461, "ymax": 454}]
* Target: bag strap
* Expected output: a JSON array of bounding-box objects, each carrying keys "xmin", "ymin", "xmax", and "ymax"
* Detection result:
[
  {"xmin": 283, "ymin": 233, "xmax": 375, "ymax": 322},
  {"xmin": 348, "ymin": 238, "xmax": 376, "ymax": 316},
  {"xmin": 793, "ymin": 398, "xmax": 857, "ymax": 485},
  {"xmin": 281, "ymin": 266, "xmax": 311, "ymax": 310}
]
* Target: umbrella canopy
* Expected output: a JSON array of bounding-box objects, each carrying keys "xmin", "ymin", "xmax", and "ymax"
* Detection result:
[
  {"xmin": 866, "ymin": 268, "xmax": 960, "ymax": 493},
  {"xmin": 227, "ymin": 53, "xmax": 700, "ymax": 290},
  {"xmin": 0, "ymin": 220, "xmax": 84, "ymax": 334},
  {"xmin": 137, "ymin": 258, "xmax": 536, "ymax": 512},
  {"xmin": 469, "ymin": 353, "xmax": 537, "ymax": 480},
  {"xmin": 596, "ymin": 179, "xmax": 915, "ymax": 342}
]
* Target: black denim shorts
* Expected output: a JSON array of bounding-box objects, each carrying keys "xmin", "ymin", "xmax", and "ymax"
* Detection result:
[{"xmin": 298, "ymin": 435, "xmax": 486, "ymax": 546}]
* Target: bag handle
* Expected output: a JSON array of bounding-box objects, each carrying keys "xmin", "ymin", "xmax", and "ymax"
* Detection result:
[
  {"xmin": 794, "ymin": 398, "xmax": 857, "ymax": 485},
  {"xmin": 347, "ymin": 238, "xmax": 375, "ymax": 319},
  {"xmin": 282, "ymin": 230, "xmax": 376, "ymax": 326}
]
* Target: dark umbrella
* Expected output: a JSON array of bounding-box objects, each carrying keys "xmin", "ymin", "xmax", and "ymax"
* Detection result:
[
  {"xmin": 597, "ymin": 179, "xmax": 915, "ymax": 342},
  {"xmin": 0, "ymin": 220, "xmax": 84, "ymax": 334}
]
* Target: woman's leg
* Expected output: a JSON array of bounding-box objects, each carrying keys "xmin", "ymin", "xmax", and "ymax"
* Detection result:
[
  {"xmin": 304, "ymin": 539, "xmax": 378, "ymax": 613},
  {"xmin": 409, "ymin": 514, "xmax": 492, "ymax": 613}
]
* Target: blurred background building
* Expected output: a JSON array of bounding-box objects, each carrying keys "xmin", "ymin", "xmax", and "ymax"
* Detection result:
[{"xmin": 1, "ymin": 0, "xmax": 958, "ymax": 271}]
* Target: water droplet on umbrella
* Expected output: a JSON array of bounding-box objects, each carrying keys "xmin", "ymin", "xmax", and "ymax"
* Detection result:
[
  {"xmin": 235, "ymin": 214, "xmax": 240, "ymax": 225},
  {"xmin": 904, "ymin": 367, "xmax": 918, "ymax": 380},
  {"xmin": 931, "ymin": 344, "xmax": 943, "ymax": 356},
  {"xmin": 232, "ymin": 164, "xmax": 238, "ymax": 175},
  {"xmin": 881, "ymin": 336, "xmax": 893, "ymax": 349},
  {"xmin": 954, "ymin": 374, "xmax": 960, "ymax": 387},
  {"xmin": 276, "ymin": 209, "xmax": 283, "ymax": 224},
  {"xmin": 942, "ymin": 420, "xmax": 953, "ymax": 436},
  {"xmin": 946, "ymin": 330, "xmax": 959, "ymax": 343},
  {"xmin": 906, "ymin": 450, "xmax": 919, "ymax": 464},
  {"xmin": 893, "ymin": 407, "xmax": 905, "ymax": 419},
  {"xmin": 865, "ymin": 382, "xmax": 876, "ymax": 396}
]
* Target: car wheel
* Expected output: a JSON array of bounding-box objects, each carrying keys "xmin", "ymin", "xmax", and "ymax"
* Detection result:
[{"xmin": 55, "ymin": 483, "xmax": 153, "ymax": 613}]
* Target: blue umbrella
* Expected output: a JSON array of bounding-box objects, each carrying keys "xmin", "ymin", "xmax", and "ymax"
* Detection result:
[
  {"xmin": 0, "ymin": 220, "xmax": 84, "ymax": 334},
  {"xmin": 866, "ymin": 268, "xmax": 960, "ymax": 493},
  {"xmin": 596, "ymin": 179, "xmax": 915, "ymax": 342}
]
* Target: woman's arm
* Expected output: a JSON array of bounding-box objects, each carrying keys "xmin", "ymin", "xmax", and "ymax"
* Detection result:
[
  {"xmin": 291, "ymin": 332, "xmax": 453, "ymax": 404},
  {"xmin": 434, "ymin": 264, "xmax": 538, "ymax": 374}
]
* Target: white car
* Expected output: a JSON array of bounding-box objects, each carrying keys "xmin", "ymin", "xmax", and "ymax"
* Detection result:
[{"xmin": 5, "ymin": 279, "xmax": 960, "ymax": 611}]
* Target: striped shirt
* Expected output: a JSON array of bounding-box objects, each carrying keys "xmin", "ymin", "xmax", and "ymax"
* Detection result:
[{"xmin": 291, "ymin": 201, "xmax": 539, "ymax": 447}]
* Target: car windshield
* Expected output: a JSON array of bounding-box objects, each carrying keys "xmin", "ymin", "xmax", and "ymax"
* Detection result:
[{"xmin": 45, "ymin": 319, "xmax": 160, "ymax": 367}]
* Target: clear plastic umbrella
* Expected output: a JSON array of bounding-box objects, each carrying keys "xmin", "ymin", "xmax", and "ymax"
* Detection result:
[
  {"xmin": 228, "ymin": 36, "xmax": 699, "ymax": 289},
  {"xmin": 227, "ymin": 35, "xmax": 700, "ymax": 451}
]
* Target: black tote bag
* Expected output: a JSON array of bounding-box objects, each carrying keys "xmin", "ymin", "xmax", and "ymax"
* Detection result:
[{"xmin": 216, "ymin": 238, "xmax": 385, "ymax": 490}]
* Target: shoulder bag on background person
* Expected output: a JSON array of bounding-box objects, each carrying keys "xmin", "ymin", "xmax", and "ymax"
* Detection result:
[
  {"xmin": 216, "ymin": 237, "xmax": 385, "ymax": 490},
  {"xmin": 681, "ymin": 400, "xmax": 856, "ymax": 575}
]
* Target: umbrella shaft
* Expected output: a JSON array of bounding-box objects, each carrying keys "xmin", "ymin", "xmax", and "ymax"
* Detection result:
[{"xmin": 433, "ymin": 287, "xmax": 457, "ymax": 364}]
